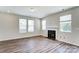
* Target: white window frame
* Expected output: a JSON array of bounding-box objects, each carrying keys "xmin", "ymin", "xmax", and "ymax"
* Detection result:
[
  {"xmin": 19, "ymin": 19, "xmax": 27, "ymax": 33},
  {"xmin": 28, "ymin": 20, "xmax": 34, "ymax": 32},
  {"xmin": 42, "ymin": 20, "xmax": 46, "ymax": 30},
  {"xmin": 60, "ymin": 14, "xmax": 72, "ymax": 32}
]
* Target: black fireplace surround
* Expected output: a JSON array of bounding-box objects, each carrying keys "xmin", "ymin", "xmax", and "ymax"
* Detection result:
[{"xmin": 48, "ymin": 30, "xmax": 56, "ymax": 40}]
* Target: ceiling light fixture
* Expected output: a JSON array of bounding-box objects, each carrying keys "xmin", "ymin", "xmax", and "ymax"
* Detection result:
[{"xmin": 29, "ymin": 8, "xmax": 35, "ymax": 12}]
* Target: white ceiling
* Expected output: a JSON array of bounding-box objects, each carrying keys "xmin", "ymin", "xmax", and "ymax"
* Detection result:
[{"xmin": 0, "ymin": 6, "xmax": 74, "ymax": 18}]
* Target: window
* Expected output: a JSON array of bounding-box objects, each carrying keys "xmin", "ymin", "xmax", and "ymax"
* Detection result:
[
  {"xmin": 42, "ymin": 20, "xmax": 46, "ymax": 30},
  {"xmin": 19, "ymin": 19, "xmax": 27, "ymax": 33},
  {"xmin": 19, "ymin": 19, "xmax": 34, "ymax": 33},
  {"xmin": 28, "ymin": 20, "xmax": 34, "ymax": 32},
  {"xmin": 60, "ymin": 14, "xmax": 71, "ymax": 32}
]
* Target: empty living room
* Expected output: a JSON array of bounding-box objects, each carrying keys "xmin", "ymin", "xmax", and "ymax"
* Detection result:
[{"xmin": 0, "ymin": 6, "xmax": 79, "ymax": 53}]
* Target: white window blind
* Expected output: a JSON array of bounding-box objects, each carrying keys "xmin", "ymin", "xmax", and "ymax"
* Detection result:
[
  {"xmin": 42, "ymin": 20, "xmax": 46, "ymax": 30},
  {"xmin": 60, "ymin": 14, "xmax": 71, "ymax": 32},
  {"xmin": 19, "ymin": 19, "xmax": 27, "ymax": 33},
  {"xmin": 28, "ymin": 20, "xmax": 34, "ymax": 32}
]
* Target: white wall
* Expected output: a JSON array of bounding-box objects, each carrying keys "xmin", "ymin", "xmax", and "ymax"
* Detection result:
[
  {"xmin": 0, "ymin": 12, "xmax": 41, "ymax": 41},
  {"xmin": 41, "ymin": 7, "xmax": 79, "ymax": 46}
]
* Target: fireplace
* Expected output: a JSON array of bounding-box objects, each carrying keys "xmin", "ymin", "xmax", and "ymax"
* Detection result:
[{"xmin": 48, "ymin": 30, "xmax": 56, "ymax": 40}]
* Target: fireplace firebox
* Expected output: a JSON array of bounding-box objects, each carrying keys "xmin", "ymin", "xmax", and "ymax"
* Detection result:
[{"xmin": 48, "ymin": 30, "xmax": 56, "ymax": 40}]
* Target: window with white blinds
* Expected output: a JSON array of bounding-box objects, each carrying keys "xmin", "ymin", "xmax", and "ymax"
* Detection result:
[
  {"xmin": 19, "ymin": 19, "xmax": 27, "ymax": 33},
  {"xmin": 60, "ymin": 14, "xmax": 72, "ymax": 32},
  {"xmin": 28, "ymin": 20, "xmax": 34, "ymax": 32},
  {"xmin": 42, "ymin": 20, "xmax": 46, "ymax": 30}
]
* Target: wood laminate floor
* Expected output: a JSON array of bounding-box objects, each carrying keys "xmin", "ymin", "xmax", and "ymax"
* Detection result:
[{"xmin": 0, "ymin": 36, "xmax": 79, "ymax": 53}]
